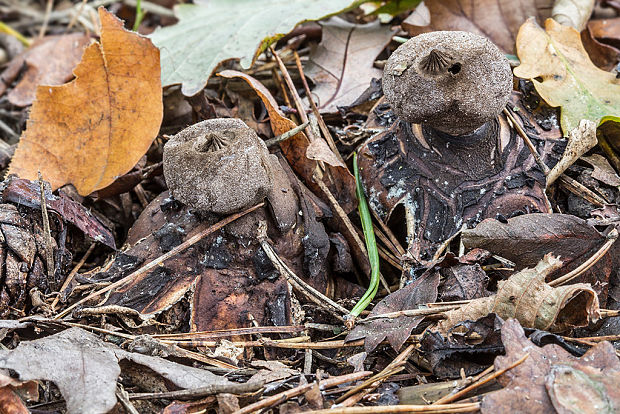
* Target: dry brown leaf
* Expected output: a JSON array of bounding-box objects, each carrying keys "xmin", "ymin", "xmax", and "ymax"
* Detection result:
[
  {"xmin": 401, "ymin": 0, "xmax": 553, "ymax": 53},
  {"xmin": 8, "ymin": 8, "xmax": 163, "ymax": 196},
  {"xmin": 218, "ymin": 70, "xmax": 356, "ymax": 212},
  {"xmin": 304, "ymin": 17, "xmax": 395, "ymax": 113},
  {"xmin": 438, "ymin": 254, "xmax": 599, "ymax": 333},
  {"xmin": 481, "ymin": 319, "xmax": 620, "ymax": 413},
  {"xmin": 1, "ymin": 34, "xmax": 90, "ymax": 107}
]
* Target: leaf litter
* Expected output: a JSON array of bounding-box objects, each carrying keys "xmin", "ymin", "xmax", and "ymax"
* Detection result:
[{"xmin": 0, "ymin": 1, "xmax": 619, "ymax": 413}]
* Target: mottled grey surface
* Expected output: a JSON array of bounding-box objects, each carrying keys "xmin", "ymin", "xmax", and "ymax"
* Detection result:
[
  {"xmin": 163, "ymin": 118, "xmax": 273, "ymax": 214},
  {"xmin": 383, "ymin": 31, "xmax": 512, "ymax": 135}
]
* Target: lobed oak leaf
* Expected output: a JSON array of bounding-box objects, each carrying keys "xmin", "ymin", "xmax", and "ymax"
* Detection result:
[
  {"xmin": 513, "ymin": 18, "xmax": 620, "ymax": 134},
  {"xmin": 8, "ymin": 8, "xmax": 163, "ymax": 196}
]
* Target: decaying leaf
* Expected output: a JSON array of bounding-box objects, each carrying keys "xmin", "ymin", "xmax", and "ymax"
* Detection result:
[
  {"xmin": 346, "ymin": 271, "xmax": 439, "ymax": 352},
  {"xmin": 0, "ymin": 327, "xmax": 230, "ymax": 414},
  {"xmin": 421, "ymin": 314, "xmax": 504, "ymax": 379},
  {"xmin": 401, "ymin": 0, "xmax": 553, "ymax": 53},
  {"xmin": 513, "ymin": 18, "xmax": 620, "ymax": 135},
  {"xmin": 8, "ymin": 8, "xmax": 163, "ymax": 196},
  {"xmin": 218, "ymin": 70, "xmax": 356, "ymax": 212},
  {"xmin": 2, "ymin": 177, "xmax": 115, "ymax": 249},
  {"xmin": 462, "ymin": 213, "xmax": 617, "ymax": 300},
  {"xmin": 481, "ymin": 319, "xmax": 620, "ymax": 413},
  {"xmin": 150, "ymin": 0, "xmax": 364, "ymax": 96},
  {"xmin": 0, "ymin": 33, "xmax": 90, "ymax": 107},
  {"xmin": 437, "ymin": 254, "xmax": 600, "ymax": 333},
  {"xmin": 304, "ymin": 17, "xmax": 395, "ymax": 113}
]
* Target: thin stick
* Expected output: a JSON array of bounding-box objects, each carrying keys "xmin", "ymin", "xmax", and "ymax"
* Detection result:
[
  {"xmin": 433, "ymin": 353, "xmax": 529, "ymax": 404},
  {"xmin": 265, "ymin": 121, "xmax": 310, "ymax": 147},
  {"xmin": 360, "ymin": 305, "xmax": 461, "ymax": 322},
  {"xmin": 51, "ymin": 242, "xmax": 95, "ymax": 310},
  {"xmin": 271, "ymin": 47, "xmax": 309, "ymax": 125},
  {"xmin": 293, "ymin": 50, "xmax": 343, "ymax": 162},
  {"xmin": 558, "ymin": 175, "xmax": 607, "ymax": 207},
  {"xmin": 38, "ymin": 172, "xmax": 56, "ymax": 288},
  {"xmin": 152, "ymin": 325, "xmax": 305, "ymax": 339},
  {"xmin": 38, "ymin": 0, "xmax": 54, "ymax": 37},
  {"xmin": 258, "ymin": 222, "xmax": 349, "ymax": 320},
  {"xmin": 336, "ymin": 344, "xmax": 416, "ymax": 406},
  {"xmin": 234, "ymin": 371, "xmax": 373, "ymax": 414},
  {"xmin": 167, "ymin": 338, "xmax": 366, "ymax": 349},
  {"xmin": 306, "ymin": 403, "xmax": 481, "ymax": 413},
  {"xmin": 54, "ymin": 202, "xmax": 264, "ymax": 319},
  {"xmin": 549, "ymin": 228, "xmax": 618, "ymax": 286},
  {"xmin": 503, "ymin": 108, "xmax": 550, "ymax": 175},
  {"xmin": 129, "ymin": 381, "xmax": 265, "ymax": 400}
]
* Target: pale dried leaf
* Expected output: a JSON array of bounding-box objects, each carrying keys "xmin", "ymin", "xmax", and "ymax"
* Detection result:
[
  {"xmin": 551, "ymin": 0, "xmax": 595, "ymax": 31},
  {"xmin": 438, "ymin": 254, "xmax": 600, "ymax": 333},
  {"xmin": 513, "ymin": 18, "xmax": 620, "ymax": 134}
]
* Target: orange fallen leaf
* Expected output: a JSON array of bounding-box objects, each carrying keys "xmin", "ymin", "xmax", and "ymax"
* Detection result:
[{"xmin": 8, "ymin": 8, "xmax": 163, "ymax": 196}]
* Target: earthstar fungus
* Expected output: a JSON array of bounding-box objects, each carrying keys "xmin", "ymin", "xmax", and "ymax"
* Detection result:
[
  {"xmin": 163, "ymin": 118, "xmax": 274, "ymax": 215},
  {"xmin": 382, "ymin": 31, "xmax": 513, "ymax": 136},
  {"xmin": 358, "ymin": 31, "xmax": 562, "ymax": 264}
]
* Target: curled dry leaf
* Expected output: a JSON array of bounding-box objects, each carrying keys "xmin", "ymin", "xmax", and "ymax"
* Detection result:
[
  {"xmin": 218, "ymin": 70, "xmax": 356, "ymax": 212},
  {"xmin": 546, "ymin": 119, "xmax": 597, "ymax": 186},
  {"xmin": 437, "ymin": 254, "xmax": 600, "ymax": 333},
  {"xmin": 551, "ymin": 0, "xmax": 595, "ymax": 31},
  {"xmin": 481, "ymin": 319, "xmax": 620, "ymax": 414},
  {"xmin": 0, "ymin": 33, "xmax": 90, "ymax": 107},
  {"xmin": 513, "ymin": 18, "xmax": 620, "ymax": 135},
  {"xmin": 8, "ymin": 8, "xmax": 163, "ymax": 196}
]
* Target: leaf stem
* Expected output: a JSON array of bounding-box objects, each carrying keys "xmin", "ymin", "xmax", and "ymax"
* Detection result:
[{"xmin": 350, "ymin": 153, "xmax": 380, "ymax": 317}]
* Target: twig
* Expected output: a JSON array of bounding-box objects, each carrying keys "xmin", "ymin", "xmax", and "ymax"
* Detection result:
[
  {"xmin": 558, "ymin": 175, "xmax": 607, "ymax": 207},
  {"xmin": 234, "ymin": 371, "xmax": 373, "ymax": 414},
  {"xmin": 293, "ymin": 50, "xmax": 343, "ymax": 161},
  {"xmin": 503, "ymin": 107, "xmax": 550, "ymax": 175},
  {"xmin": 270, "ymin": 46, "xmax": 309, "ymax": 128},
  {"xmin": 360, "ymin": 305, "xmax": 461, "ymax": 322},
  {"xmin": 433, "ymin": 353, "xmax": 529, "ymax": 404},
  {"xmin": 51, "ymin": 242, "xmax": 95, "ymax": 310},
  {"xmin": 167, "ymin": 338, "xmax": 366, "ymax": 350},
  {"xmin": 38, "ymin": 173, "xmax": 55, "ymax": 289},
  {"xmin": 258, "ymin": 221, "xmax": 349, "ymax": 320},
  {"xmin": 336, "ymin": 344, "xmax": 416, "ymax": 406},
  {"xmin": 129, "ymin": 381, "xmax": 265, "ymax": 400},
  {"xmin": 306, "ymin": 403, "xmax": 481, "ymax": 413},
  {"xmin": 54, "ymin": 202, "xmax": 264, "ymax": 319},
  {"xmin": 38, "ymin": 0, "xmax": 54, "ymax": 38},
  {"xmin": 152, "ymin": 325, "xmax": 305, "ymax": 340},
  {"xmin": 265, "ymin": 121, "xmax": 310, "ymax": 147},
  {"xmin": 549, "ymin": 228, "xmax": 618, "ymax": 286}
]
